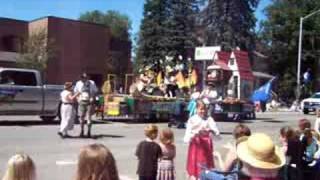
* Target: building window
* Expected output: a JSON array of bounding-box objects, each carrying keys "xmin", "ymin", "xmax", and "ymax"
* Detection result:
[
  {"xmin": 0, "ymin": 71, "xmax": 37, "ymax": 86},
  {"xmin": 229, "ymin": 58, "xmax": 235, "ymax": 65},
  {"xmin": 2, "ymin": 35, "xmax": 22, "ymax": 52}
]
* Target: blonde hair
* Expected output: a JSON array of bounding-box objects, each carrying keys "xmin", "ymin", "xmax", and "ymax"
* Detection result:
[
  {"xmin": 75, "ymin": 143, "xmax": 119, "ymax": 180},
  {"xmin": 144, "ymin": 124, "xmax": 158, "ymax": 140},
  {"xmin": 160, "ymin": 128, "xmax": 174, "ymax": 145},
  {"xmin": 2, "ymin": 153, "xmax": 36, "ymax": 180}
]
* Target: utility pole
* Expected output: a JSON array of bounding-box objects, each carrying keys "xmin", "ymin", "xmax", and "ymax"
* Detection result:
[{"xmin": 296, "ymin": 8, "xmax": 320, "ymax": 101}]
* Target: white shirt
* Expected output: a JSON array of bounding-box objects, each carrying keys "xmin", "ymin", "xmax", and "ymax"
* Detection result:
[
  {"xmin": 74, "ymin": 80, "xmax": 98, "ymax": 101},
  {"xmin": 201, "ymin": 89, "xmax": 218, "ymax": 99},
  {"xmin": 190, "ymin": 91, "xmax": 201, "ymax": 100},
  {"xmin": 60, "ymin": 90, "xmax": 73, "ymax": 103},
  {"xmin": 183, "ymin": 114, "xmax": 220, "ymax": 143}
]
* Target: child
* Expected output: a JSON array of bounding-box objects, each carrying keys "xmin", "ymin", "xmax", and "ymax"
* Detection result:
[
  {"xmin": 136, "ymin": 124, "xmax": 162, "ymax": 180},
  {"xmin": 184, "ymin": 99, "xmax": 220, "ymax": 179},
  {"xmin": 214, "ymin": 124, "xmax": 251, "ymax": 172},
  {"xmin": 157, "ymin": 128, "xmax": 176, "ymax": 180},
  {"xmin": 75, "ymin": 143, "xmax": 119, "ymax": 180},
  {"xmin": 279, "ymin": 126, "xmax": 303, "ymax": 180},
  {"xmin": 301, "ymin": 128, "xmax": 319, "ymax": 180},
  {"xmin": 2, "ymin": 153, "xmax": 36, "ymax": 180}
]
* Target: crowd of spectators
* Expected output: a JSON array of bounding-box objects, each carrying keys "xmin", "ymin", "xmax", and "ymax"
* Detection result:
[{"xmin": 2, "ymin": 106, "xmax": 320, "ymax": 180}]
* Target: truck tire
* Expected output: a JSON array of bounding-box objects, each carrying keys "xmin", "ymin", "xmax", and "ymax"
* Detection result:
[{"xmin": 303, "ymin": 109, "xmax": 309, "ymax": 114}]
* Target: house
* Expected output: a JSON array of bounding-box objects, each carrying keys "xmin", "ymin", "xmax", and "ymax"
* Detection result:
[{"xmin": 209, "ymin": 50, "xmax": 254, "ymax": 100}]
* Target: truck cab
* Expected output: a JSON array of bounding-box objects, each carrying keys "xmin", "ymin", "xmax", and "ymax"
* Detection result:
[{"xmin": 0, "ymin": 68, "xmax": 62, "ymax": 121}]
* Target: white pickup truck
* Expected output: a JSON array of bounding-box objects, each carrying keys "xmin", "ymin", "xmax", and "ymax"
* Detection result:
[{"xmin": 0, "ymin": 68, "xmax": 63, "ymax": 121}]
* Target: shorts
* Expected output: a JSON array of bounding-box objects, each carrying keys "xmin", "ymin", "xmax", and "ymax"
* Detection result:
[{"xmin": 78, "ymin": 102, "xmax": 93, "ymax": 124}]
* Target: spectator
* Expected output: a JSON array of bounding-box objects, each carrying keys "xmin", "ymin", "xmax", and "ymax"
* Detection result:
[
  {"xmin": 157, "ymin": 128, "xmax": 176, "ymax": 180},
  {"xmin": 301, "ymin": 128, "xmax": 318, "ymax": 180},
  {"xmin": 237, "ymin": 133, "xmax": 286, "ymax": 180},
  {"xmin": 279, "ymin": 126, "xmax": 303, "ymax": 180},
  {"xmin": 184, "ymin": 99, "xmax": 220, "ymax": 179},
  {"xmin": 298, "ymin": 118, "xmax": 311, "ymax": 140},
  {"xmin": 75, "ymin": 143, "xmax": 119, "ymax": 180},
  {"xmin": 303, "ymin": 68, "xmax": 312, "ymax": 85},
  {"xmin": 214, "ymin": 124, "xmax": 251, "ymax": 171},
  {"xmin": 2, "ymin": 153, "xmax": 36, "ymax": 180},
  {"xmin": 135, "ymin": 124, "xmax": 162, "ymax": 180}
]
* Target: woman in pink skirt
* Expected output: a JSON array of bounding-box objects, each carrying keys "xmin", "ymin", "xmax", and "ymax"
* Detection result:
[{"xmin": 184, "ymin": 99, "xmax": 220, "ymax": 179}]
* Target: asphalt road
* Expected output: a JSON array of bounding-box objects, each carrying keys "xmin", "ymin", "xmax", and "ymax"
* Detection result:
[{"xmin": 0, "ymin": 112, "xmax": 316, "ymax": 180}]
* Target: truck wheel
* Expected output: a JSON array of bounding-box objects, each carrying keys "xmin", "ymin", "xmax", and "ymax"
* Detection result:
[
  {"xmin": 40, "ymin": 116, "xmax": 56, "ymax": 122},
  {"xmin": 303, "ymin": 109, "xmax": 309, "ymax": 114}
]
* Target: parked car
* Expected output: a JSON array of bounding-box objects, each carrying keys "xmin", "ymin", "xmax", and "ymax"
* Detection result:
[
  {"xmin": 301, "ymin": 92, "xmax": 320, "ymax": 114},
  {"xmin": 0, "ymin": 68, "xmax": 63, "ymax": 121}
]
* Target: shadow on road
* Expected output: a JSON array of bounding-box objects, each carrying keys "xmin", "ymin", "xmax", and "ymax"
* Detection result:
[
  {"xmin": 0, "ymin": 120, "xmax": 59, "ymax": 126},
  {"xmin": 0, "ymin": 118, "xmax": 114, "ymax": 127},
  {"xmin": 261, "ymin": 120, "xmax": 287, "ymax": 123},
  {"xmin": 255, "ymin": 117, "xmax": 274, "ymax": 121},
  {"xmin": 220, "ymin": 131, "xmax": 233, "ymax": 135},
  {"xmin": 59, "ymin": 134, "xmax": 125, "ymax": 139}
]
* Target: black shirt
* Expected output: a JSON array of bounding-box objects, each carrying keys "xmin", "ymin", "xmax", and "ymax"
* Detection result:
[{"xmin": 135, "ymin": 140, "xmax": 162, "ymax": 177}]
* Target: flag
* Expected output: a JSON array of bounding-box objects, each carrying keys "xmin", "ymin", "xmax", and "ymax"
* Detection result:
[
  {"xmin": 175, "ymin": 71, "xmax": 185, "ymax": 88},
  {"xmin": 156, "ymin": 72, "xmax": 163, "ymax": 86},
  {"xmin": 251, "ymin": 77, "xmax": 276, "ymax": 102},
  {"xmin": 190, "ymin": 69, "xmax": 197, "ymax": 85}
]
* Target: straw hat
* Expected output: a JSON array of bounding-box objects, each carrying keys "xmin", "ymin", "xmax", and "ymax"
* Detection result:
[
  {"xmin": 64, "ymin": 82, "xmax": 73, "ymax": 89},
  {"xmin": 236, "ymin": 133, "xmax": 285, "ymax": 169}
]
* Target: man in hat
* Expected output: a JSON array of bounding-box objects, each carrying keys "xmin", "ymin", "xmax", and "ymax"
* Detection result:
[{"xmin": 74, "ymin": 73, "xmax": 98, "ymax": 137}]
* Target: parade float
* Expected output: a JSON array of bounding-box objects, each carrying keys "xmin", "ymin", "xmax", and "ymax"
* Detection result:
[
  {"xmin": 96, "ymin": 66, "xmax": 196, "ymax": 122},
  {"xmin": 206, "ymin": 51, "xmax": 256, "ymax": 121},
  {"xmin": 95, "ymin": 50, "xmax": 256, "ymax": 122}
]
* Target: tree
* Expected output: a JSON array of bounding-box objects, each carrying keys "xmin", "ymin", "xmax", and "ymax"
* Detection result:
[
  {"xmin": 79, "ymin": 10, "xmax": 132, "ymax": 41},
  {"xmin": 16, "ymin": 28, "xmax": 56, "ymax": 72},
  {"xmin": 202, "ymin": 0, "xmax": 259, "ymax": 51},
  {"xmin": 136, "ymin": 0, "xmax": 170, "ymax": 71},
  {"xmin": 260, "ymin": 0, "xmax": 320, "ymax": 99},
  {"xmin": 166, "ymin": 0, "xmax": 200, "ymax": 57},
  {"xmin": 136, "ymin": 0, "xmax": 201, "ymax": 72}
]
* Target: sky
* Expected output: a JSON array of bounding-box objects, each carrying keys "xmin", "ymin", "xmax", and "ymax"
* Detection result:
[{"xmin": 0, "ymin": 0, "xmax": 271, "ymax": 39}]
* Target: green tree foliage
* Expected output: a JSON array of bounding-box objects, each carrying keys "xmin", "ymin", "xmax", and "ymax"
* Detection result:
[
  {"xmin": 136, "ymin": 0, "xmax": 170, "ymax": 71},
  {"xmin": 166, "ymin": 0, "xmax": 200, "ymax": 58},
  {"xmin": 136, "ymin": 0, "xmax": 200, "ymax": 71},
  {"xmin": 16, "ymin": 28, "xmax": 56, "ymax": 72},
  {"xmin": 79, "ymin": 10, "xmax": 132, "ymax": 41},
  {"xmin": 202, "ymin": 0, "xmax": 259, "ymax": 51},
  {"xmin": 260, "ymin": 0, "xmax": 320, "ymax": 99}
]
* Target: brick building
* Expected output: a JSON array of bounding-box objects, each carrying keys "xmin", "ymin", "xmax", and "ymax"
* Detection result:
[{"xmin": 0, "ymin": 16, "xmax": 132, "ymax": 88}]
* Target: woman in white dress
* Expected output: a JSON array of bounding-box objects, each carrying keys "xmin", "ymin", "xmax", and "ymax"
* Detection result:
[{"xmin": 58, "ymin": 82, "xmax": 80, "ymax": 138}]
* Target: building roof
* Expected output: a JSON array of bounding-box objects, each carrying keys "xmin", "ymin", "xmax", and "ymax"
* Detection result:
[
  {"xmin": 216, "ymin": 51, "xmax": 231, "ymax": 64},
  {"xmin": 233, "ymin": 50, "xmax": 254, "ymax": 81}
]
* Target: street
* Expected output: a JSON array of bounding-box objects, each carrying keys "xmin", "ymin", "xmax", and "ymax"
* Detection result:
[{"xmin": 0, "ymin": 112, "xmax": 316, "ymax": 180}]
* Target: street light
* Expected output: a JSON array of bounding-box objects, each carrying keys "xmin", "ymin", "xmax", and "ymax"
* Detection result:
[{"xmin": 297, "ymin": 8, "xmax": 320, "ymax": 101}]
